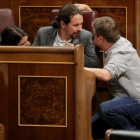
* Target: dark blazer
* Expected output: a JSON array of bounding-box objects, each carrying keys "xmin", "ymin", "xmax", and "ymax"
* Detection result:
[{"xmin": 33, "ymin": 26, "xmax": 100, "ymax": 68}]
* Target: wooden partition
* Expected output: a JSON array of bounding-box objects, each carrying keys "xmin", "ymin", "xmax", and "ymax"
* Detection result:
[
  {"xmin": 0, "ymin": 45, "xmax": 95, "ymax": 140},
  {"xmin": 0, "ymin": 124, "xmax": 5, "ymax": 140}
]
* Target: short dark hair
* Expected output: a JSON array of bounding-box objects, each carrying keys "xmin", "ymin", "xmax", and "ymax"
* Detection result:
[
  {"xmin": 51, "ymin": 4, "xmax": 83, "ymax": 28},
  {"xmin": 92, "ymin": 16, "xmax": 120, "ymax": 43},
  {"xmin": 0, "ymin": 25, "xmax": 27, "ymax": 45}
]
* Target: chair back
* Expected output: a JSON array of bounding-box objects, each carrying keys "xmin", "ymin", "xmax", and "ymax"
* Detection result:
[{"xmin": 0, "ymin": 9, "xmax": 15, "ymax": 34}]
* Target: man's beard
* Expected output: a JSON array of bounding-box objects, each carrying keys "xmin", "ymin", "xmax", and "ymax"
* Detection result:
[
  {"xmin": 70, "ymin": 31, "xmax": 80, "ymax": 39},
  {"xmin": 64, "ymin": 28, "xmax": 80, "ymax": 39}
]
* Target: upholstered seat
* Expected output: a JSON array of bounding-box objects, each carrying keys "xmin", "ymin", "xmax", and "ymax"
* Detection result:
[{"xmin": 0, "ymin": 9, "xmax": 15, "ymax": 34}]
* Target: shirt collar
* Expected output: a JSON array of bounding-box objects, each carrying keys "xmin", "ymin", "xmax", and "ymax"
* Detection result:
[
  {"xmin": 57, "ymin": 30, "xmax": 72, "ymax": 43},
  {"xmin": 104, "ymin": 37, "xmax": 122, "ymax": 55}
]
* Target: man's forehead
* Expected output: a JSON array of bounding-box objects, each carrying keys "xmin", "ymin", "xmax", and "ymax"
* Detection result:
[
  {"xmin": 70, "ymin": 14, "xmax": 83, "ymax": 23},
  {"xmin": 70, "ymin": 14, "xmax": 83, "ymax": 20}
]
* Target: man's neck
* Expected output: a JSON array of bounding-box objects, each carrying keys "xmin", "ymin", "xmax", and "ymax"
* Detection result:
[
  {"xmin": 102, "ymin": 41, "xmax": 114, "ymax": 51},
  {"xmin": 58, "ymin": 28, "xmax": 70, "ymax": 41}
]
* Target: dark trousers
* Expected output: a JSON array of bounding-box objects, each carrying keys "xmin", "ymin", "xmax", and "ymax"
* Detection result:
[{"xmin": 92, "ymin": 97, "xmax": 140, "ymax": 139}]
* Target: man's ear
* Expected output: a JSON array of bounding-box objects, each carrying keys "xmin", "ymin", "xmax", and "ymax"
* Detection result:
[
  {"xmin": 99, "ymin": 36, "xmax": 104, "ymax": 44},
  {"xmin": 60, "ymin": 21, "xmax": 66, "ymax": 28}
]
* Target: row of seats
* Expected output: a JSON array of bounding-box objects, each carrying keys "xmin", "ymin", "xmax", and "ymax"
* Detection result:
[
  {"xmin": 0, "ymin": 8, "xmax": 98, "ymax": 35},
  {"xmin": 0, "ymin": 8, "xmax": 98, "ymax": 49}
]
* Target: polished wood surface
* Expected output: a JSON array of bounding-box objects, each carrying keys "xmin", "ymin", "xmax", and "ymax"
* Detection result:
[
  {"xmin": 10, "ymin": 0, "xmax": 72, "ymax": 25},
  {"xmin": 9, "ymin": 64, "xmax": 75, "ymax": 140},
  {"xmin": 135, "ymin": 0, "xmax": 140, "ymax": 56},
  {"xmin": 85, "ymin": 70, "xmax": 96, "ymax": 140},
  {"xmin": 0, "ymin": 46, "xmax": 75, "ymax": 63},
  {"xmin": 0, "ymin": 124, "xmax": 5, "ymax": 140},
  {"xmin": 19, "ymin": 6, "xmax": 61, "ymax": 44},
  {"xmin": 92, "ymin": 7, "xmax": 126, "ymax": 38},
  {"xmin": 0, "ymin": 0, "xmax": 9, "ymax": 8},
  {"xmin": 19, "ymin": 76, "xmax": 66, "ymax": 126},
  {"xmin": 0, "ymin": 45, "xmax": 95, "ymax": 140},
  {"xmin": 74, "ymin": 45, "xmax": 87, "ymax": 140},
  {"xmin": 0, "ymin": 64, "xmax": 9, "ymax": 140}
]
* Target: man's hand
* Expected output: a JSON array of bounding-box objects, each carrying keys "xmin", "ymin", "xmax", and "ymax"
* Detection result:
[
  {"xmin": 74, "ymin": 4, "xmax": 92, "ymax": 11},
  {"xmin": 63, "ymin": 40, "xmax": 74, "ymax": 47}
]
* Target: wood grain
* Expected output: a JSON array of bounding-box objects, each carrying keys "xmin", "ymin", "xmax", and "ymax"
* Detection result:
[
  {"xmin": 92, "ymin": 7, "xmax": 126, "ymax": 38},
  {"xmin": 20, "ymin": 7, "xmax": 61, "ymax": 44},
  {"xmin": 135, "ymin": 0, "xmax": 140, "ymax": 56},
  {"xmin": 0, "ymin": 64, "xmax": 9, "ymax": 140},
  {"xmin": 19, "ymin": 76, "xmax": 66, "ymax": 126}
]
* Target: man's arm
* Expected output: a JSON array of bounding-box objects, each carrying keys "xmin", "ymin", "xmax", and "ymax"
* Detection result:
[{"xmin": 85, "ymin": 67, "xmax": 111, "ymax": 81}]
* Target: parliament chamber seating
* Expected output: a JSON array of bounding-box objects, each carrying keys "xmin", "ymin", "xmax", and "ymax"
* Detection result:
[{"xmin": 0, "ymin": 9, "xmax": 15, "ymax": 34}]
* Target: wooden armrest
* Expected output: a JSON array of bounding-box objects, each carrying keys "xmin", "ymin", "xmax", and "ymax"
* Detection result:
[
  {"xmin": 85, "ymin": 69, "xmax": 96, "ymax": 99},
  {"xmin": 0, "ymin": 124, "xmax": 5, "ymax": 140},
  {"xmin": 84, "ymin": 69, "xmax": 96, "ymax": 140}
]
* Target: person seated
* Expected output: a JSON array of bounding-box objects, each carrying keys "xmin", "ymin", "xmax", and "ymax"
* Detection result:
[
  {"xmin": 0, "ymin": 25, "xmax": 30, "ymax": 46},
  {"xmin": 33, "ymin": 4, "xmax": 100, "ymax": 68}
]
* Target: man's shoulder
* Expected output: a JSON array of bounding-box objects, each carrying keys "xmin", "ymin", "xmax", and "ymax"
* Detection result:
[
  {"xmin": 113, "ymin": 37, "xmax": 134, "ymax": 52},
  {"xmin": 80, "ymin": 29, "xmax": 92, "ymax": 37},
  {"xmin": 81, "ymin": 28, "xmax": 92, "ymax": 34},
  {"xmin": 36, "ymin": 26, "xmax": 58, "ymax": 38},
  {"xmin": 38, "ymin": 26, "xmax": 55, "ymax": 33}
]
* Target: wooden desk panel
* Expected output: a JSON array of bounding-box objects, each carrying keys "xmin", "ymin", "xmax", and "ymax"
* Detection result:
[
  {"xmin": 9, "ymin": 64, "xmax": 75, "ymax": 140},
  {"xmin": 0, "ymin": 45, "xmax": 95, "ymax": 140},
  {"xmin": 0, "ymin": 64, "xmax": 9, "ymax": 140}
]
